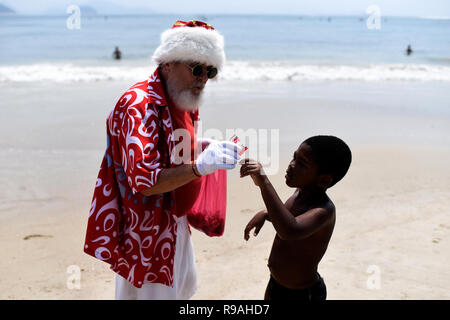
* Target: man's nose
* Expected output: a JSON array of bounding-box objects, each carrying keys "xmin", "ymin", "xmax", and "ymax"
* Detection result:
[
  {"xmin": 196, "ymin": 65, "xmax": 209, "ymax": 83},
  {"xmin": 199, "ymin": 73, "xmax": 208, "ymax": 83}
]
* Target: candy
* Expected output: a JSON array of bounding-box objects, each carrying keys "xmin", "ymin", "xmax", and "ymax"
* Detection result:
[{"xmin": 229, "ymin": 134, "xmax": 248, "ymax": 156}]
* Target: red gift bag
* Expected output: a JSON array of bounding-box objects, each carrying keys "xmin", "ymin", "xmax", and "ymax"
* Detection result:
[{"xmin": 176, "ymin": 169, "xmax": 227, "ymax": 237}]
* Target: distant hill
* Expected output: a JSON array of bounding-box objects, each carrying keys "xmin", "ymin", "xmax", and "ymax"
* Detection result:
[
  {"xmin": 79, "ymin": 5, "xmax": 98, "ymax": 16},
  {"xmin": 43, "ymin": 4, "xmax": 99, "ymax": 16},
  {"xmin": 44, "ymin": 3, "xmax": 155, "ymax": 16},
  {"xmin": 0, "ymin": 3, "xmax": 16, "ymax": 15}
]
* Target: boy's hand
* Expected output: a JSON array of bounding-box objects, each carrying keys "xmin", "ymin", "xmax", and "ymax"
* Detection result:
[
  {"xmin": 244, "ymin": 210, "xmax": 267, "ymax": 241},
  {"xmin": 240, "ymin": 158, "xmax": 265, "ymax": 187}
]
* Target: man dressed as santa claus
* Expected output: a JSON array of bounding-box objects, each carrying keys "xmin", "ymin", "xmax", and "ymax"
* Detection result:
[{"xmin": 83, "ymin": 20, "xmax": 242, "ymax": 299}]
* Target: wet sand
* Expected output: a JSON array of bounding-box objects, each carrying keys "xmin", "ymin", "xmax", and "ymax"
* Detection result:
[{"xmin": 0, "ymin": 79, "xmax": 449, "ymax": 299}]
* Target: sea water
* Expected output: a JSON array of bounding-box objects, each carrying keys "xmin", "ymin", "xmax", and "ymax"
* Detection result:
[{"xmin": 1, "ymin": 14, "xmax": 449, "ymax": 82}]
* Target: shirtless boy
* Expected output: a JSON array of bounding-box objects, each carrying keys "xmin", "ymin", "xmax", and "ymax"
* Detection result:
[{"xmin": 240, "ymin": 135, "xmax": 352, "ymax": 301}]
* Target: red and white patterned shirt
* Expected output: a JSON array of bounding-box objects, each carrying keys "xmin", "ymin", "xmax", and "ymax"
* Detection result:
[{"xmin": 84, "ymin": 68, "xmax": 198, "ymax": 288}]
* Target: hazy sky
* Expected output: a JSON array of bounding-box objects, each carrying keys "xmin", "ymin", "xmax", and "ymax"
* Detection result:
[{"xmin": 2, "ymin": 0, "xmax": 450, "ymax": 17}]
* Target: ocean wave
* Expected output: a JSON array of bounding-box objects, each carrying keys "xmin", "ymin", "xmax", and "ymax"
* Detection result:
[
  {"xmin": 419, "ymin": 16, "xmax": 450, "ymax": 20},
  {"xmin": 1, "ymin": 61, "xmax": 450, "ymax": 83},
  {"xmin": 222, "ymin": 61, "xmax": 450, "ymax": 82},
  {"xmin": 0, "ymin": 63, "xmax": 150, "ymax": 83}
]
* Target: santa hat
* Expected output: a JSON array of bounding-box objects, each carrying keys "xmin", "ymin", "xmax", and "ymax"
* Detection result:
[{"xmin": 152, "ymin": 20, "xmax": 225, "ymax": 70}]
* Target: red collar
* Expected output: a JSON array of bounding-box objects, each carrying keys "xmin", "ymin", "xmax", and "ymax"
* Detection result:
[{"xmin": 147, "ymin": 68, "xmax": 169, "ymax": 107}]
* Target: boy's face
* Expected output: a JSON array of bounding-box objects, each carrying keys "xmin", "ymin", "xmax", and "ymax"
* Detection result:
[{"xmin": 285, "ymin": 143, "xmax": 326, "ymax": 189}]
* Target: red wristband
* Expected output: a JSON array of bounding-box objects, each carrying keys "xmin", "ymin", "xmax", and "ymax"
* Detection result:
[{"xmin": 192, "ymin": 162, "xmax": 201, "ymax": 177}]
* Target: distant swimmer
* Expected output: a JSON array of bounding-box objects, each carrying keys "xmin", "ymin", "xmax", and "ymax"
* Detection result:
[
  {"xmin": 113, "ymin": 46, "xmax": 122, "ymax": 60},
  {"xmin": 406, "ymin": 45, "xmax": 413, "ymax": 56}
]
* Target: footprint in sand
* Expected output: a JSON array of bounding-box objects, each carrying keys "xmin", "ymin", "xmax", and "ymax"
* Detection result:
[
  {"xmin": 23, "ymin": 234, "xmax": 53, "ymax": 240},
  {"xmin": 431, "ymin": 224, "xmax": 447, "ymax": 244}
]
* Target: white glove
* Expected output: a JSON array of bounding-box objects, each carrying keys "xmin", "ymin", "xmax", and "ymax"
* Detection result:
[
  {"xmin": 195, "ymin": 141, "xmax": 243, "ymax": 176},
  {"xmin": 197, "ymin": 137, "xmax": 218, "ymax": 152}
]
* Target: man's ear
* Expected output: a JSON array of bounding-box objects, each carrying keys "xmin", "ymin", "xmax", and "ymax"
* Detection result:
[
  {"xmin": 317, "ymin": 174, "xmax": 333, "ymax": 189},
  {"xmin": 160, "ymin": 62, "xmax": 172, "ymax": 77}
]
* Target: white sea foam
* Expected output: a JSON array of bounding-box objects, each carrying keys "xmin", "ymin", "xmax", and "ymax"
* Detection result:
[
  {"xmin": 0, "ymin": 63, "xmax": 149, "ymax": 83},
  {"xmin": 1, "ymin": 61, "xmax": 450, "ymax": 83},
  {"xmin": 222, "ymin": 61, "xmax": 450, "ymax": 82},
  {"xmin": 419, "ymin": 16, "xmax": 450, "ymax": 20}
]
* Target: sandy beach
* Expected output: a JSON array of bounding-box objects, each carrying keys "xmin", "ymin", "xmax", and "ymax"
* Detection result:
[{"xmin": 0, "ymin": 79, "xmax": 449, "ymax": 299}]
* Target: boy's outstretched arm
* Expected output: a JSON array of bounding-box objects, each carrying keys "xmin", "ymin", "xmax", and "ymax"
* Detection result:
[
  {"xmin": 240, "ymin": 160, "xmax": 332, "ymax": 241},
  {"xmin": 244, "ymin": 210, "xmax": 267, "ymax": 241},
  {"xmin": 243, "ymin": 192, "xmax": 299, "ymax": 240}
]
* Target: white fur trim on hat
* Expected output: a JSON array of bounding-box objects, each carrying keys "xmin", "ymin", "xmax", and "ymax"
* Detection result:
[{"xmin": 152, "ymin": 26, "xmax": 225, "ymax": 70}]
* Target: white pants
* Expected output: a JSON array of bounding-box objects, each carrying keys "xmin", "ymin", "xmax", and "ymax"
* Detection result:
[{"xmin": 115, "ymin": 215, "xmax": 197, "ymax": 300}]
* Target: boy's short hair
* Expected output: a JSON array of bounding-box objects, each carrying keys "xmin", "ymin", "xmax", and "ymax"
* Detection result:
[{"xmin": 303, "ymin": 135, "xmax": 352, "ymax": 188}]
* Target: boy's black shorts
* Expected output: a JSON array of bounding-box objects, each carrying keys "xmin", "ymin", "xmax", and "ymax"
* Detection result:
[{"xmin": 265, "ymin": 273, "xmax": 327, "ymax": 301}]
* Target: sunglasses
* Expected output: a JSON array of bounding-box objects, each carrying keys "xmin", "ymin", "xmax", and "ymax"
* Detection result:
[{"xmin": 185, "ymin": 63, "xmax": 218, "ymax": 79}]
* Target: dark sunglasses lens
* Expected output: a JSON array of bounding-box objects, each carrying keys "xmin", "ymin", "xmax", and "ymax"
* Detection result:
[
  {"xmin": 207, "ymin": 67, "xmax": 218, "ymax": 79},
  {"xmin": 192, "ymin": 65, "xmax": 204, "ymax": 77}
]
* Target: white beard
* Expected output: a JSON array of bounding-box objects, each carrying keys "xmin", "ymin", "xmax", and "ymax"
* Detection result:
[{"xmin": 166, "ymin": 78, "xmax": 204, "ymax": 111}]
